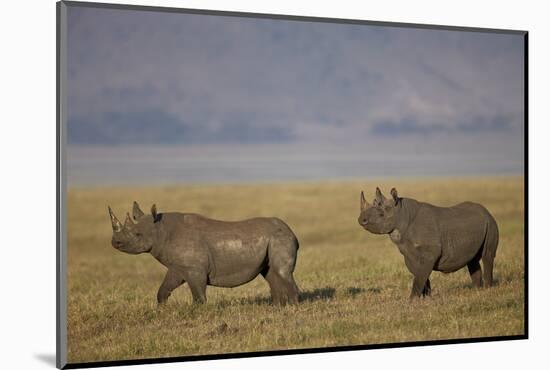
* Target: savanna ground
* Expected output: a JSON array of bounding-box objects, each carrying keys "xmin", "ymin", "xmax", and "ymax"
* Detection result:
[{"xmin": 67, "ymin": 176, "xmax": 525, "ymax": 363}]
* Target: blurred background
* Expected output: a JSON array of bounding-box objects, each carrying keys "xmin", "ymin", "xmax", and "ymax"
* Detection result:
[{"xmin": 66, "ymin": 6, "xmax": 525, "ymax": 186}]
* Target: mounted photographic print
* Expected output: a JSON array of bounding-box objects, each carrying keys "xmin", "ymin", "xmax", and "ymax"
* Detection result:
[{"xmin": 57, "ymin": 1, "xmax": 527, "ymax": 368}]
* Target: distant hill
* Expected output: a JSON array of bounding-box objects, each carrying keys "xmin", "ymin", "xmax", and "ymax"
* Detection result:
[{"xmin": 68, "ymin": 110, "xmax": 292, "ymax": 144}]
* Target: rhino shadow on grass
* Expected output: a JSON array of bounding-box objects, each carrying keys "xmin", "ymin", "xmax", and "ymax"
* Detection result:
[
  {"xmin": 108, "ymin": 202, "xmax": 300, "ymax": 306},
  {"xmin": 211, "ymin": 287, "xmax": 337, "ymax": 308},
  {"xmin": 251, "ymin": 286, "xmax": 336, "ymax": 304},
  {"xmin": 358, "ymin": 187, "xmax": 499, "ymax": 300}
]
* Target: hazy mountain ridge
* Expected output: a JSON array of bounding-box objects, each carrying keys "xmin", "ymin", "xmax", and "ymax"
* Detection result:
[{"xmin": 67, "ymin": 7, "xmax": 524, "ymax": 145}]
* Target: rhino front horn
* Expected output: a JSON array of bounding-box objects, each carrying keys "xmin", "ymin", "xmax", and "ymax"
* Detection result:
[
  {"xmin": 108, "ymin": 206, "xmax": 123, "ymax": 232},
  {"xmin": 360, "ymin": 191, "xmax": 368, "ymax": 211}
]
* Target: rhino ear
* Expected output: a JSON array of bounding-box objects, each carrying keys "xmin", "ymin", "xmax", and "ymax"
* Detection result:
[
  {"xmin": 390, "ymin": 188, "xmax": 399, "ymax": 205},
  {"xmin": 360, "ymin": 191, "xmax": 368, "ymax": 211},
  {"xmin": 151, "ymin": 204, "xmax": 161, "ymax": 223},
  {"xmin": 132, "ymin": 201, "xmax": 145, "ymax": 221}
]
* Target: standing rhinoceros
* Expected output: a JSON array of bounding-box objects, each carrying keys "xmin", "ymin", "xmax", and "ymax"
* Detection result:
[
  {"xmin": 108, "ymin": 202, "xmax": 300, "ymax": 305},
  {"xmin": 357, "ymin": 187, "xmax": 499, "ymax": 299}
]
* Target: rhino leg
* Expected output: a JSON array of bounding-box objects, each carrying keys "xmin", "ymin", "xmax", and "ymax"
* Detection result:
[
  {"xmin": 481, "ymin": 220, "xmax": 499, "ymax": 287},
  {"xmin": 263, "ymin": 238, "xmax": 299, "ymax": 305},
  {"xmin": 408, "ymin": 255, "xmax": 437, "ymax": 299},
  {"xmin": 157, "ymin": 268, "xmax": 186, "ymax": 305},
  {"xmin": 184, "ymin": 268, "xmax": 207, "ymax": 304},
  {"xmin": 467, "ymin": 259, "xmax": 483, "ymax": 288},
  {"xmin": 422, "ymin": 279, "xmax": 431, "ymax": 296},
  {"xmin": 262, "ymin": 268, "xmax": 299, "ymax": 305},
  {"xmin": 410, "ymin": 270, "xmax": 432, "ymax": 299},
  {"xmin": 404, "ymin": 252, "xmax": 436, "ymax": 299},
  {"xmin": 262, "ymin": 268, "xmax": 282, "ymax": 304},
  {"xmin": 482, "ymin": 255, "xmax": 494, "ymax": 287}
]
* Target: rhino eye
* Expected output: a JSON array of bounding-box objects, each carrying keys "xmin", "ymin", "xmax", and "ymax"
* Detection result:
[{"xmin": 135, "ymin": 232, "xmax": 143, "ymax": 237}]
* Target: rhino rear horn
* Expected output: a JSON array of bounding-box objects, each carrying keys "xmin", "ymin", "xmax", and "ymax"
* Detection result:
[
  {"xmin": 375, "ymin": 187, "xmax": 386, "ymax": 204},
  {"xmin": 108, "ymin": 206, "xmax": 123, "ymax": 232},
  {"xmin": 132, "ymin": 201, "xmax": 145, "ymax": 221},
  {"xmin": 124, "ymin": 212, "xmax": 135, "ymax": 228}
]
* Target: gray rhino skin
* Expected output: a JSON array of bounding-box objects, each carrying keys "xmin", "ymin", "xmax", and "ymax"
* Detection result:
[
  {"xmin": 357, "ymin": 187, "xmax": 498, "ymax": 299},
  {"xmin": 108, "ymin": 202, "xmax": 300, "ymax": 305}
]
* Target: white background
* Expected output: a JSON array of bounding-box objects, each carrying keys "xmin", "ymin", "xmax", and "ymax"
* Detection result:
[{"xmin": 0, "ymin": 0, "xmax": 546, "ymax": 369}]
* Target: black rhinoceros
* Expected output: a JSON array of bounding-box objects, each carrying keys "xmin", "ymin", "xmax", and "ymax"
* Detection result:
[
  {"xmin": 108, "ymin": 202, "xmax": 300, "ymax": 305},
  {"xmin": 357, "ymin": 188, "xmax": 499, "ymax": 299}
]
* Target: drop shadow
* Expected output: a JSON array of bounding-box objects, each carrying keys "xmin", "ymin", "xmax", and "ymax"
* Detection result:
[
  {"xmin": 345, "ymin": 287, "xmax": 365, "ymax": 297},
  {"xmin": 243, "ymin": 295, "xmax": 273, "ymax": 306},
  {"xmin": 367, "ymin": 287, "xmax": 383, "ymax": 294},
  {"xmin": 298, "ymin": 287, "xmax": 336, "ymax": 302},
  {"xmin": 34, "ymin": 353, "xmax": 56, "ymax": 367},
  {"xmin": 214, "ymin": 287, "xmax": 337, "ymax": 307},
  {"xmin": 344, "ymin": 286, "xmax": 382, "ymax": 297}
]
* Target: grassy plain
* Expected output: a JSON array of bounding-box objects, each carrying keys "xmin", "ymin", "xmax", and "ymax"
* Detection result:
[{"xmin": 67, "ymin": 177, "xmax": 525, "ymax": 363}]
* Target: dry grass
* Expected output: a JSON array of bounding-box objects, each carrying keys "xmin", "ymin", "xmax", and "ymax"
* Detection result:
[{"xmin": 66, "ymin": 176, "xmax": 525, "ymax": 363}]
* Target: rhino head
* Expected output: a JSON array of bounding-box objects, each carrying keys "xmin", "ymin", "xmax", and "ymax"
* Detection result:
[
  {"xmin": 358, "ymin": 187, "xmax": 400, "ymax": 234},
  {"xmin": 108, "ymin": 201, "xmax": 160, "ymax": 254}
]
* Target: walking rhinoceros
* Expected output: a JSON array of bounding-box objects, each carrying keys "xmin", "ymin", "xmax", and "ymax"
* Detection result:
[
  {"xmin": 108, "ymin": 202, "xmax": 300, "ymax": 305},
  {"xmin": 357, "ymin": 188, "xmax": 499, "ymax": 299}
]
